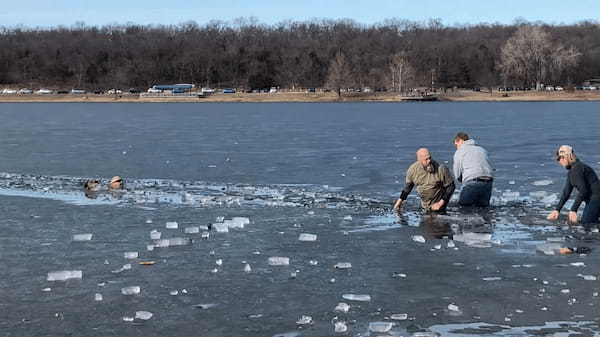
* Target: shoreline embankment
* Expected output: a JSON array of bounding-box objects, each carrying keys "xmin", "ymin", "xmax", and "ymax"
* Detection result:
[{"xmin": 2, "ymin": 90, "xmax": 600, "ymax": 103}]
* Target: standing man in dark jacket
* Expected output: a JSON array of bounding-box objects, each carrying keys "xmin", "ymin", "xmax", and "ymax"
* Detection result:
[{"xmin": 547, "ymin": 145, "xmax": 600, "ymax": 225}]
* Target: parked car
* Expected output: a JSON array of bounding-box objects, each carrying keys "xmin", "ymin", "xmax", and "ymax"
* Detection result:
[
  {"xmin": 18, "ymin": 88, "xmax": 33, "ymax": 94},
  {"xmin": 71, "ymin": 89, "xmax": 86, "ymax": 94},
  {"xmin": 57, "ymin": 90, "xmax": 69, "ymax": 94},
  {"xmin": 93, "ymin": 89, "xmax": 104, "ymax": 95},
  {"xmin": 223, "ymin": 88, "xmax": 236, "ymax": 94},
  {"xmin": 128, "ymin": 88, "xmax": 140, "ymax": 94},
  {"xmin": 555, "ymin": 86, "xmax": 564, "ymax": 91},
  {"xmin": 35, "ymin": 88, "xmax": 53, "ymax": 94},
  {"xmin": 1, "ymin": 88, "xmax": 17, "ymax": 94},
  {"xmin": 307, "ymin": 88, "xmax": 316, "ymax": 93},
  {"xmin": 201, "ymin": 87, "xmax": 215, "ymax": 94},
  {"xmin": 269, "ymin": 87, "xmax": 278, "ymax": 93}
]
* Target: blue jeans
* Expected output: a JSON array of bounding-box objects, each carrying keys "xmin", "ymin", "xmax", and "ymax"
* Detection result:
[
  {"xmin": 581, "ymin": 199, "xmax": 600, "ymax": 225},
  {"xmin": 459, "ymin": 180, "xmax": 492, "ymax": 207}
]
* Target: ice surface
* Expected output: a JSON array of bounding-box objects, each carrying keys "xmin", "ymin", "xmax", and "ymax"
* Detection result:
[
  {"xmin": 453, "ymin": 232, "xmax": 493, "ymax": 247},
  {"xmin": 532, "ymin": 179, "xmax": 553, "ymax": 186},
  {"xmin": 72, "ymin": 233, "xmax": 92, "ymax": 241},
  {"xmin": 268, "ymin": 257, "xmax": 290, "ymax": 266},
  {"xmin": 536, "ymin": 242, "xmax": 564, "ymax": 255},
  {"xmin": 342, "ymin": 294, "xmax": 371, "ymax": 301},
  {"xmin": 135, "ymin": 311, "xmax": 153, "ymax": 320},
  {"xmin": 121, "ymin": 286, "xmax": 140, "ymax": 295},
  {"xmin": 124, "ymin": 252, "xmax": 138, "ymax": 259},
  {"xmin": 298, "ymin": 233, "xmax": 317, "ymax": 241},
  {"xmin": 47, "ymin": 270, "xmax": 82, "ymax": 281},
  {"xmin": 165, "ymin": 221, "xmax": 178, "ymax": 229},
  {"xmin": 369, "ymin": 322, "xmax": 393, "ymax": 333}
]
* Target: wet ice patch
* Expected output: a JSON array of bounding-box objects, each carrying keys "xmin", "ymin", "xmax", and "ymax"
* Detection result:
[
  {"xmin": 72, "ymin": 233, "xmax": 92, "ymax": 241},
  {"xmin": 298, "ymin": 233, "xmax": 317, "ymax": 241},
  {"xmin": 532, "ymin": 179, "xmax": 553, "ymax": 186}
]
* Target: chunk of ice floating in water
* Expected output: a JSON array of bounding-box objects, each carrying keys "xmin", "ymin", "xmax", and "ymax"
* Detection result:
[
  {"xmin": 165, "ymin": 221, "xmax": 178, "ymax": 229},
  {"xmin": 390, "ymin": 313, "xmax": 408, "ymax": 320},
  {"xmin": 121, "ymin": 286, "xmax": 141, "ymax": 295},
  {"xmin": 135, "ymin": 311, "xmax": 153, "ymax": 320},
  {"xmin": 536, "ymin": 242, "xmax": 565, "ymax": 255},
  {"xmin": 112, "ymin": 264, "xmax": 132, "ymax": 273},
  {"xmin": 72, "ymin": 233, "xmax": 93, "ymax": 241},
  {"xmin": 212, "ymin": 223, "xmax": 229, "ymax": 233},
  {"xmin": 334, "ymin": 262, "xmax": 352, "ymax": 269},
  {"xmin": 453, "ymin": 232, "xmax": 492, "ymax": 247},
  {"xmin": 298, "ymin": 233, "xmax": 317, "ymax": 242},
  {"xmin": 577, "ymin": 274, "xmax": 597, "ymax": 281},
  {"xmin": 369, "ymin": 322, "xmax": 393, "ymax": 333},
  {"xmin": 47, "ymin": 270, "xmax": 82, "ymax": 281},
  {"xmin": 95, "ymin": 293, "xmax": 103, "ymax": 301},
  {"xmin": 231, "ymin": 217, "xmax": 250, "ymax": 227},
  {"xmin": 184, "ymin": 226, "xmax": 200, "ymax": 234},
  {"xmin": 296, "ymin": 315, "xmax": 312, "ymax": 325},
  {"xmin": 334, "ymin": 302, "xmax": 350, "ymax": 313},
  {"xmin": 268, "ymin": 257, "xmax": 290, "ymax": 266},
  {"xmin": 124, "ymin": 252, "xmax": 138, "ymax": 259},
  {"xmin": 343, "ymin": 215, "xmax": 353, "ymax": 221},
  {"xmin": 150, "ymin": 230, "xmax": 161, "ymax": 240},
  {"xmin": 122, "ymin": 316, "xmax": 134, "ymax": 322},
  {"xmin": 244, "ymin": 264, "xmax": 252, "ymax": 273},
  {"xmin": 334, "ymin": 321, "xmax": 348, "ymax": 333},
  {"xmin": 532, "ymin": 179, "xmax": 553, "ymax": 186},
  {"xmin": 342, "ymin": 294, "xmax": 371, "ymax": 301},
  {"xmin": 412, "ymin": 235, "xmax": 426, "ymax": 243}
]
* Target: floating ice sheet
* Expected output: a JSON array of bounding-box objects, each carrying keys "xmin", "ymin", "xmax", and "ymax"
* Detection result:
[
  {"xmin": 72, "ymin": 233, "xmax": 92, "ymax": 241},
  {"xmin": 298, "ymin": 233, "xmax": 317, "ymax": 242},
  {"xmin": 47, "ymin": 270, "xmax": 82, "ymax": 281}
]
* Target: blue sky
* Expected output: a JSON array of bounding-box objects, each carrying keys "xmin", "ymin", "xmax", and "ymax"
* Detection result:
[{"xmin": 2, "ymin": 0, "xmax": 598, "ymax": 28}]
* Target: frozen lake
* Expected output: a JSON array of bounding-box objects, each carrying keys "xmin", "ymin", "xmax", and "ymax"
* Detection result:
[{"xmin": 1, "ymin": 102, "xmax": 600, "ymax": 336}]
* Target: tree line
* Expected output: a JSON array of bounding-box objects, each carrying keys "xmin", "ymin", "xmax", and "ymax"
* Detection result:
[{"xmin": 0, "ymin": 19, "xmax": 599, "ymax": 92}]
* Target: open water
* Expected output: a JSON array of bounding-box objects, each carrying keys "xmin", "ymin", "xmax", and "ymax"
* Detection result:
[{"xmin": 2, "ymin": 102, "xmax": 600, "ymax": 337}]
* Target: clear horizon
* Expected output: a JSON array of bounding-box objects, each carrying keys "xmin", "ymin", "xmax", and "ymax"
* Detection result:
[{"xmin": 2, "ymin": 0, "xmax": 599, "ymax": 28}]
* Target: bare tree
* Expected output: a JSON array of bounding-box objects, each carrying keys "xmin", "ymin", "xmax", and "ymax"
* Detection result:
[
  {"xmin": 326, "ymin": 51, "xmax": 352, "ymax": 97},
  {"xmin": 389, "ymin": 51, "xmax": 414, "ymax": 93},
  {"xmin": 500, "ymin": 25, "xmax": 552, "ymax": 89},
  {"xmin": 500, "ymin": 25, "xmax": 581, "ymax": 89}
]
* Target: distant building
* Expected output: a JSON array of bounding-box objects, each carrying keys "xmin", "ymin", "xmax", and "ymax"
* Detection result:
[{"xmin": 149, "ymin": 84, "xmax": 194, "ymax": 94}]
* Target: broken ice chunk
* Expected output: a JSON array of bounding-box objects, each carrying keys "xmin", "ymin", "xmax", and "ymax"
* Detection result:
[
  {"xmin": 482, "ymin": 277, "xmax": 502, "ymax": 281},
  {"xmin": 135, "ymin": 311, "xmax": 153, "ymax": 320},
  {"xmin": 124, "ymin": 252, "xmax": 138, "ymax": 259},
  {"xmin": 231, "ymin": 217, "xmax": 250, "ymax": 228},
  {"xmin": 94, "ymin": 293, "xmax": 103, "ymax": 301},
  {"xmin": 72, "ymin": 233, "xmax": 93, "ymax": 241},
  {"xmin": 412, "ymin": 235, "xmax": 426, "ymax": 243},
  {"xmin": 150, "ymin": 230, "xmax": 161, "ymax": 240},
  {"xmin": 167, "ymin": 237, "xmax": 192, "ymax": 246},
  {"xmin": 165, "ymin": 221, "xmax": 178, "ymax": 229},
  {"xmin": 369, "ymin": 322, "xmax": 393, "ymax": 333},
  {"xmin": 201, "ymin": 232, "xmax": 210, "ymax": 239},
  {"xmin": 343, "ymin": 215, "xmax": 353, "ymax": 221},
  {"xmin": 532, "ymin": 179, "xmax": 553, "ymax": 186},
  {"xmin": 244, "ymin": 264, "xmax": 252, "ymax": 273},
  {"xmin": 390, "ymin": 313, "xmax": 408, "ymax": 320},
  {"xmin": 334, "ymin": 321, "xmax": 348, "ymax": 333},
  {"xmin": 212, "ymin": 223, "xmax": 229, "ymax": 233},
  {"xmin": 296, "ymin": 315, "xmax": 312, "ymax": 325},
  {"xmin": 193, "ymin": 303, "xmax": 217, "ymax": 310},
  {"xmin": 268, "ymin": 257, "xmax": 290, "ymax": 266},
  {"xmin": 184, "ymin": 227, "xmax": 200, "ymax": 234},
  {"xmin": 47, "ymin": 270, "xmax": 82, "ymax": 281},
  {"xmin": 570, "ymin": 262, "xmax": 585, "ymax": 267},
  {"xmin": 334, "ymin": 262, "xmax": 352, "ymax": 269},
  {"xmin": 342, "ymin": 294, "xmax": 371, "ymax": 302},
  {"xmin": 577, "ymin": 274, "xmax": 597, "ymax": 281},
  {"xmin": 298, "ymin": 233, "xmax": 317, "ymax": 242},
  {"xmin": 121, "ymin": 286, "xmax": 140, "ymax": 295},
  {"xmin": 334, "ymin": 302, "xmax": 350, "ymax": 313}
]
